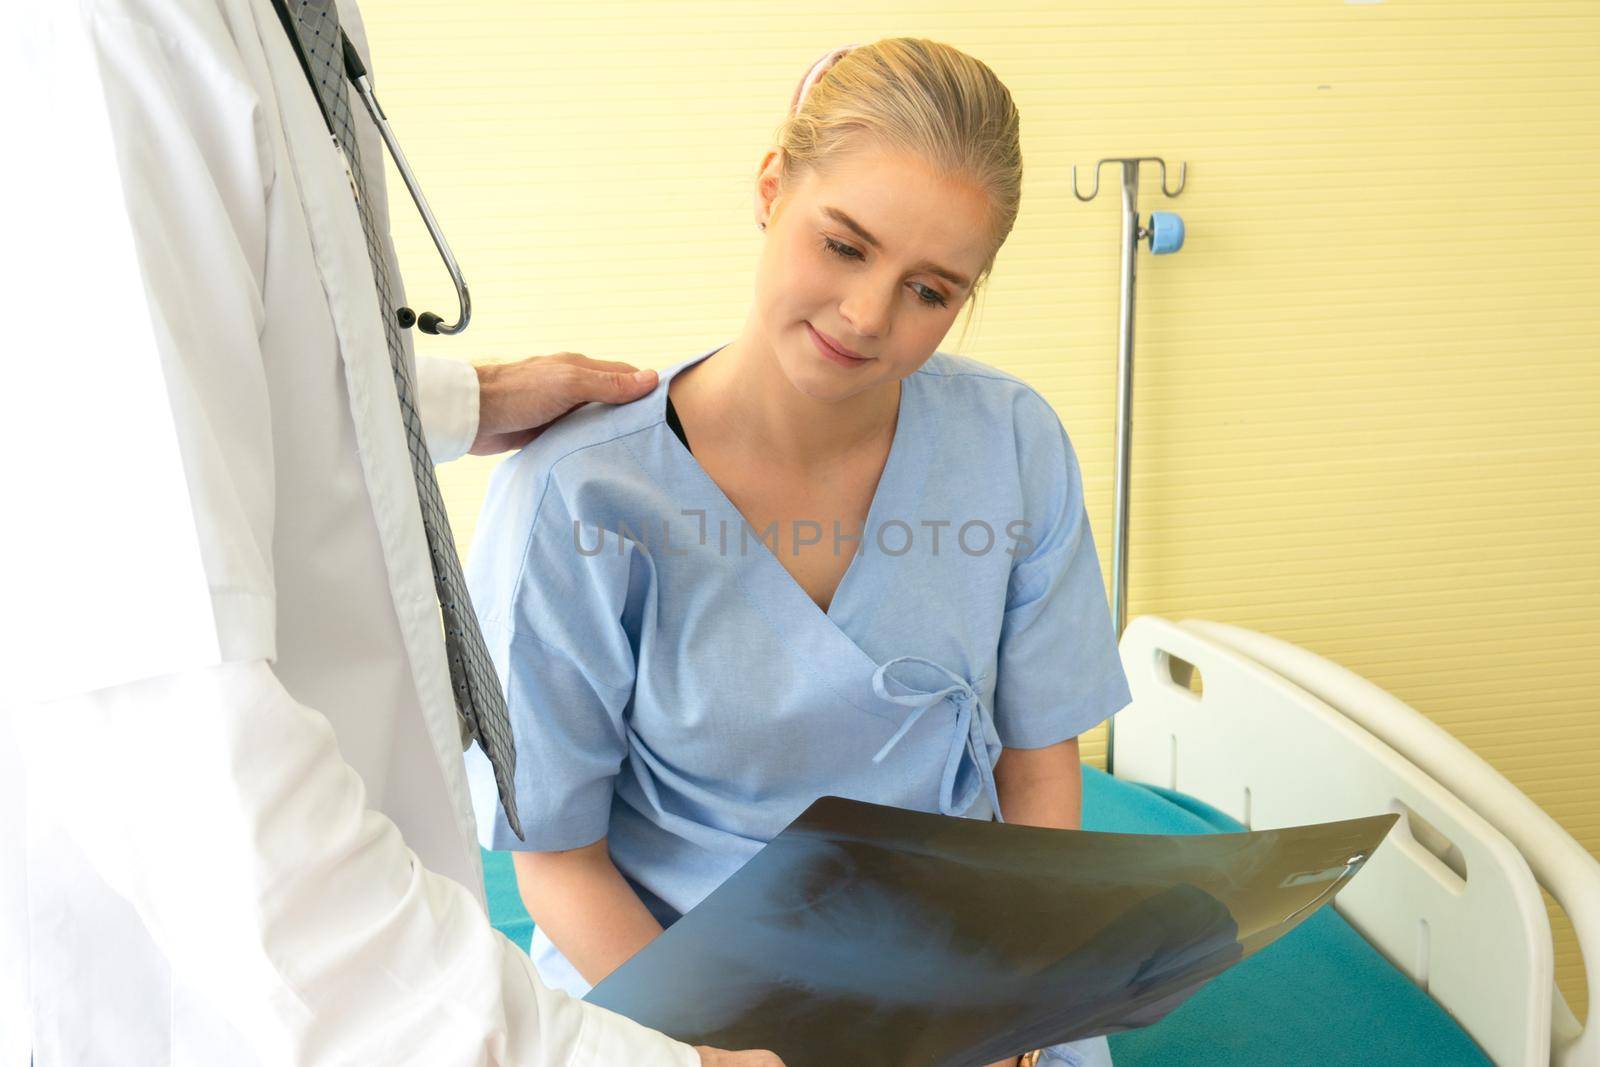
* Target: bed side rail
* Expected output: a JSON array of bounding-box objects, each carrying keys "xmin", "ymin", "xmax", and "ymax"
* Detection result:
[
  {"xmin": 1180, "ymin": 617, "xmax": 1599, "ymax": 1067},
  {"xmin": 1115, "ymin": 614, "xmax": 1552, "ymax": 1067}
]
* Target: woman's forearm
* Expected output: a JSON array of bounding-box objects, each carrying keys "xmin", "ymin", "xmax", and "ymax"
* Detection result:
[
  {"xmin": 993, "ymin": 735, "xmax": 1084, "ymax": 830},
  {"xmin": 512, "ymin": 839, "xmax": 665, "ymax": 987}
]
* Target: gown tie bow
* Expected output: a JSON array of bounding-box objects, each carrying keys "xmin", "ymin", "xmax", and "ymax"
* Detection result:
[{"xmin": 869, "ymin": 655, "xmax": 1004, "ymax": 821}]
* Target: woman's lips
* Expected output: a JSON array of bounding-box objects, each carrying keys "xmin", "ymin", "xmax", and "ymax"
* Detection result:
[{"xmin": 807, "ymin": 322, "xmax": 869, "ymax": 366}]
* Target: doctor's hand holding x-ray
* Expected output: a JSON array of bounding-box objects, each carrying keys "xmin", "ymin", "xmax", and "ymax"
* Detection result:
[{"xmin": 0, "ymin": 2, "xmax": 783, "ymax": 1066}]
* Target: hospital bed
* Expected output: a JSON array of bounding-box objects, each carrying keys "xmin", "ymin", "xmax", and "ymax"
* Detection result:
[{"xmin": 480, "ymin": 614, "xmax": 1599, "ymax": 1065}]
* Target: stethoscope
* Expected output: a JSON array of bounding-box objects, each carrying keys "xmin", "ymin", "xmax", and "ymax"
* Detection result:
[{"xmin": 271, "ymin": 0, "xmax": 470, "ymax": 336}]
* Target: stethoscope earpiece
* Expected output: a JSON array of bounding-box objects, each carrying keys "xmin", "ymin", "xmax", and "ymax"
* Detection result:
[{"xmin": 393, "ymin": 307, "xmax": 444, "ymax": 335}]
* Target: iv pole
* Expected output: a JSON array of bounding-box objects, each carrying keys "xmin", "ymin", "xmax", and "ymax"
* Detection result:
[{"xmin": 1070, "ymin": 156, "xmax": 1188, "ymax": 774}]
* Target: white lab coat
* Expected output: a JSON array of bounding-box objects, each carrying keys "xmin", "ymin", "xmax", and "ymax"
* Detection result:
[{"xmin": 0, "ymin": 2, "xmax": 697, "ymax": 1064}]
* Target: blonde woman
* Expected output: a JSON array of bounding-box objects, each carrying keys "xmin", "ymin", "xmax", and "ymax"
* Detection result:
[{"xmin": 466, "ymin": 39, "xmax": 1129, "ymax": 1067}]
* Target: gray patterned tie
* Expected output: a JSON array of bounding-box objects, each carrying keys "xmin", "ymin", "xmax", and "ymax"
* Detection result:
[{"xmin": 282, "ymin": 0, "xmax": 522, "ymax": 839}]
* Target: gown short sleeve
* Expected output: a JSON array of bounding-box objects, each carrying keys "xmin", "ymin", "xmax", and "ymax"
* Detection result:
[
  {"xmin": 465, "ymin": 449, "xmax": 648, "ymax": 852},
  {"xmin": 991, "ymin": 395, "xmax": 1134, "ymax": 749}
]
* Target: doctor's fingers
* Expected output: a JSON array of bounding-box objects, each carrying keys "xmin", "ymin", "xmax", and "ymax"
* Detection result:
[
  {"xmin": 542, "ymin": 351, "xmax": 639, "ymax": 373},
  {"xmin": 542, "ymin": 352, "xmax": 660, "ymax": 387},
  {"xmin": 543, "ymin": 358, "xmax": 659, "ymax": 407},
  {"xmin": 693, "ymin": 1047, "xmax": 787, "ymax": 1067}
]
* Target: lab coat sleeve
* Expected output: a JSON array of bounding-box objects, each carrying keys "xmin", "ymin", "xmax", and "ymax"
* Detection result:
[
  {"xmin": 991, "ymin": 395, "xmax": 1134, "ymax": 749},
  {"xmin": 464, "ymin": 451, "xmax": 646, "ymax": 853},
  {"xmin": 417, "ymin": 354, "xmax": 483, "ymax": 464},
  {"xmin": 8, "ymin": 662, "xmax": 700, "ymax": 1067}
]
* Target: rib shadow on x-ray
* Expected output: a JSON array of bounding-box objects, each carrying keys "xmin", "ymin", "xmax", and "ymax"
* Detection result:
[{"xmin": 587, "ymin": 797, "xmax": 1396, "ymax": 1067}]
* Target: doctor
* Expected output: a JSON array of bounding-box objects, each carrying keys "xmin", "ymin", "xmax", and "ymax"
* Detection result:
[{"xmin": 0, "ymin": 2, "xmax": 782, "ymax": 1065}]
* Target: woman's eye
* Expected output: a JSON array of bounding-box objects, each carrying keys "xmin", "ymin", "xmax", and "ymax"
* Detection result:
[
  {"xmin": 822, "ymin": 237, "xmax": 949, "ymax": 309},
  {"xmin": 822, "ymin": 236, "xmax": 862, "ymax": 261}
]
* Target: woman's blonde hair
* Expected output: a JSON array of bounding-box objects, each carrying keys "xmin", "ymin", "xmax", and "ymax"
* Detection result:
[{"xmin": 772, "ymin": 38, "xmax": 1023, "ymax": 336}]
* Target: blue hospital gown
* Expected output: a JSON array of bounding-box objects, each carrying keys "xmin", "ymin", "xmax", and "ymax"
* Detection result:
[{"xmin": 465, "ymin": 345, "xmax": 1131, "ymax": 1066}]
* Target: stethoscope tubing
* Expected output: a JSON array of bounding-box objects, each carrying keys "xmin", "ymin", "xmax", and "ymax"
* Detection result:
[{"xmin": 339, "ymin": 35, "xmax": 471, "ymax": 337}]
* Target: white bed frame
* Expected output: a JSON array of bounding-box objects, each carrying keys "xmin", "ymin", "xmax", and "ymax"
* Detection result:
[{"xmin": 1113, "ymin": 615, "xmax": 1599, "ymax": 1066}]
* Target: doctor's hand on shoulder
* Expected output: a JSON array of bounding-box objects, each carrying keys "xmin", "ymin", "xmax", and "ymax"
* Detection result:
[
  {"xmin": 471, "ymin": 351, "xmax": 660, "ymax": 454},
  {"xmin": 694, "ymin": 1046, "xmax": 786, "ymax": 1066}
]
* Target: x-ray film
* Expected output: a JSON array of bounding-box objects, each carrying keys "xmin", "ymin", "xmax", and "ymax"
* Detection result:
[{"xmin": 587, "ymin": 797, "xmax": 1397, "ymax": 1067}]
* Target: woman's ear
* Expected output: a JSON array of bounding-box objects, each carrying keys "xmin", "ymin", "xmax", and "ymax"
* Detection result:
[{"xmin": 754, "ymin": 149, "xmax": 784, "ymax": 230}]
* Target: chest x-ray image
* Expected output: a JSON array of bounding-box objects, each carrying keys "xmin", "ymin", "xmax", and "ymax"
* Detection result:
[{"xmin": 587, "ymin": 797, "xmax": 1395, "ymax": 1067}]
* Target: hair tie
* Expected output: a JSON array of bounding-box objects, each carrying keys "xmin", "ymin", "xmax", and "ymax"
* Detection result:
[{"xmin": 788, "ymin": 44, "xmax": 862, "ymax": 116}]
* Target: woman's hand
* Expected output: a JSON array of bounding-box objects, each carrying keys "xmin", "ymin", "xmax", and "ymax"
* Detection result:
[
  {"xmin": 694, "ymin": 1046, "xmax": 787, "ymax": 1066},
  {"xmin": 470, "ymin": 352, "xmax": 658, "ymax": 454}
]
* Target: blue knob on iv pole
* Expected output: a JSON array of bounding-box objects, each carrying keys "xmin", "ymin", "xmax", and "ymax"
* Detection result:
[{"xmin": 1146, "ymin": 211, "xmax": 1185, "ymax": 254}]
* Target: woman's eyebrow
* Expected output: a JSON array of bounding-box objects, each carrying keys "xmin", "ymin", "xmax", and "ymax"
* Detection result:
[{"xmin": 821, "ymin": 206, "xmax": 972, "ymax": 288}]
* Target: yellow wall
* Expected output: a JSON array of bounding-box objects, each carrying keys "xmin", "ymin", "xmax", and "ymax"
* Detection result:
[{"xmin": 365, "ymin": 0, "xmax": 1597, "ymax": 1016}]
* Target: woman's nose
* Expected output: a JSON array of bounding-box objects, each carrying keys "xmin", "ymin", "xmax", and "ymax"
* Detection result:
[{"xmin": 839, "ymin": 282, "xmax": 894, "ymax": 340}]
